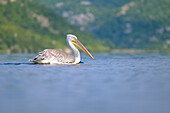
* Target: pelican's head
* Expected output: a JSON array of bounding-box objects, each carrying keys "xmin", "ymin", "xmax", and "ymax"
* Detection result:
[{"xmin": 67, "ymin": 34, "xmax": 94, "ymax": 59}]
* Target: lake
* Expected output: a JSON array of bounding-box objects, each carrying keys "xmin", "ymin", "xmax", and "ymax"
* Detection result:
[{"xmin": 0, "ymin": 54, "xmax": 170, "ymax": 113}]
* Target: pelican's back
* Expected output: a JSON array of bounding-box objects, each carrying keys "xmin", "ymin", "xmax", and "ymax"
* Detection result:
[{"xmin": 32, "ymin": 49, "xmax": 75, "ymax": 64}]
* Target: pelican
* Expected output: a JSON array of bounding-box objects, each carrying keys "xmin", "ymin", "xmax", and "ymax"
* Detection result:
[{"xmin": 30, "ymin": 34, "xmax": 94, "ymax": 64}]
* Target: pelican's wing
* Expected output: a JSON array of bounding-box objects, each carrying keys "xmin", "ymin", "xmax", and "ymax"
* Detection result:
[{"xmin": 31, "ymin": 49, "xmax": 75, "ymax": 64}]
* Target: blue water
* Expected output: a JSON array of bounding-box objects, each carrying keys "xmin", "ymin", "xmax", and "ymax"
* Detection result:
[{"xmin": 0, "ymin": 54, "xmax": 170, "ymax": 113}]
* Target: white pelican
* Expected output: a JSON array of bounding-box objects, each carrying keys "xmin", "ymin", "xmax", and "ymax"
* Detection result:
[{"xmin": 30, "ymin": 34, "xmax": 94, "ymax": 64}]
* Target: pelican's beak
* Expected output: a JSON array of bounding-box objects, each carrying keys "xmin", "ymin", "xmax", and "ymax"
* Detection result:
[{"xmin": 72, "ymin": 39, "xmax": 94, "ymax": 59}]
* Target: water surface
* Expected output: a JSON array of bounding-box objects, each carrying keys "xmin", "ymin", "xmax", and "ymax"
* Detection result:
[{"xmin": 0, "ymin": 54, "xmax": 170, "ymax": 113}]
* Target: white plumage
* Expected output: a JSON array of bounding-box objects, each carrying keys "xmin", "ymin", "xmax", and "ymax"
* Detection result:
[{"xmin": 30, "ymin": 34, "xmax": 94, "ymax": 64}]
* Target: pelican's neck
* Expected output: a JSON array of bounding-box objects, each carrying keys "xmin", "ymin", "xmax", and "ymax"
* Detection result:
[{"xmin": 67, "ymin": 39, "xmax": 81, "ymax": 63}]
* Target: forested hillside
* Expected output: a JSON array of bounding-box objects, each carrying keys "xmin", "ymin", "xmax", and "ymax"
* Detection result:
[
  {"xmin": 93, "ymin": 0, "xmax": 170, "ymax": 51},
  {"xmin": 33, "ymin": 0, "xmax": 170, "ymax": 52},
  {"xmin": 0, "ymin": 0, "xmax": 110, "ymax": 53},
  {"xmin": 33, "ymin": 0, "xmax": 131, "ymax": 30}
]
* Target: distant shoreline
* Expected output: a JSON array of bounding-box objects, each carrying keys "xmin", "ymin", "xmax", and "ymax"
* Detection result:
[
  {"xmin": 111, "ymin": 49, "xmax": 170, "ymax": 54},
  {"xmin": 1, "ymin": 49, "xmax": 170, "ymax": 54}
]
